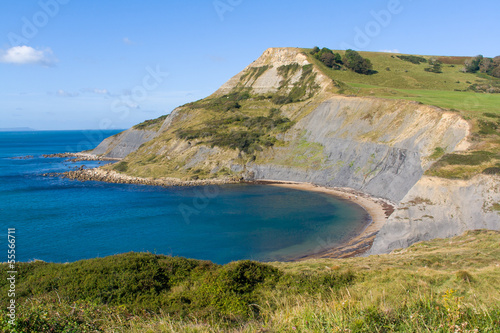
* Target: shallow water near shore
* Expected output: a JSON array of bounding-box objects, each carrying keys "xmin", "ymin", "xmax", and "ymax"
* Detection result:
[{"xmin": 0, "ymin": 130, "xmax": 368, "ymax": 264}]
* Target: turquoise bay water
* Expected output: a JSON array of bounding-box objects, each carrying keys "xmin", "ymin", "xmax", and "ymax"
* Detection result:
[{"xmin": 0, "ymin": 130, "xmax": 369, "ymax": 264}]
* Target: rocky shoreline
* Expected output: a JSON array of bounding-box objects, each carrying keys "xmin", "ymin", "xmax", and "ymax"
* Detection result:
[
  {"xmin": 9, "ymin": 155, "xmax": 34, "ymax": 160},
  {"xmin": 42, "ymin": 152, "xmax": 121, "ymax": 162},
  {"xmin": 51, "ymin": 167, "xmax": 240, "ymax": 187}
]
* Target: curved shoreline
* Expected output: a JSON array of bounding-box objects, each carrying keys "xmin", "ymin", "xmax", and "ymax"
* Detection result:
[
  {"xmin": 53, "ymin": 168, "xmax": 393, "ymax": 259},
  {"xmin": 251, "ymin": 180, "xmax": 394, "ymax": 260}
]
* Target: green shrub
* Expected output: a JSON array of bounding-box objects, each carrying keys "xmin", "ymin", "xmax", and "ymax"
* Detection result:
[
  {"xmin": 482, "ymin": 167, "xmax": 500, "ymax": 174},
  {"xmin": 7, "ymin": 253, "xmax": 209, "ymax": 312},
  {"xmin": 425, "ymin": 58, "xmax": 443, "ymax": 73},
  {"xmin": 189, "ymin": 92, "xmax": 247, "ymax": 112},
  {"xmin": 397, "ymin": 55, "xmax": 427, "ymax": 64},
  {"xmin": 483, "ymin": 112, "xmax": 500, "ymax": 119},
  {"xmin": 189, "ymin": 261, "xmax": 282, "ymax": 318},
  {"xmin": 468, "ymin": 82, "xmax": 500, "ymax": 93},
  {"xmin": 432, "ymin": 151, "xmax": 496, "ymax": 167},
  {"xmin": 174, "ymin": 107, "xmax": 294, "ymax": 154},
  {"xmin": 310, "ymin": 46, "xmax": 320, "ymax": 55},
  {"xmin": 343, "ymin": 49, "xmax": 375, "ymax": 75},
  {"xmin": 478, "ymin": 119, "xmax": 499, "ymax": 135},
  {"xmin": 240, "ymin": 66, "xmax": 270, "ymax": 83},
  {"xmin": 311, "ymin": 47, "xmax": 342, "ymax": 69},
  {"xmin": 272, "ymin": 95, "xmax": 291, "ymax": 105},
  {"xmin": 277, "ymin": 63, "xmax": 300, "ymax": 78},
  {"xmin": 430, "ymin": 147, "xmax": 446, "ymax": 159},
  {"xmin": 113, "ymin": 161, "xmax": 129, "ymax": 172},
  {"xmin": 133, "ymin": 114, "xmax": 168, "ymax": 130},
  {"xmin": 463, "ymin": 55, "xmax": 483, "ymax": 73}
]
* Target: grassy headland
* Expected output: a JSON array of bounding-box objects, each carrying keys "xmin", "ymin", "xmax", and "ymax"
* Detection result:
[{"xmin": 111, "ymin": 49, "xmax": 500, "ymax": 181}]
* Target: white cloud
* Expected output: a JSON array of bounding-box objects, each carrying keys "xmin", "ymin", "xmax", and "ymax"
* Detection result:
[
  {"xmin": 56, "ymin": 89, "xmax": 79, "ymax": 97},
  {"xmin": 123, "ymin": 37, "xmax": 133, "ymax": 45},
  {"xmin": 125, "ymin": 101, "xmax": 140, "ymax": 109},
  {"xmin": 93, "ymin": 88, "xmax": 109, "ymax": 95},
  {"xmin": 81, "ymin": 88, "xmax": 110, "ymax": 95},
  {"xmin": 0, "ymin": 46, "xmax": 57, "ymax": 66},
  {"xmin": 379, "ymin": 49, "xmax": 400, "ymax": 53}
]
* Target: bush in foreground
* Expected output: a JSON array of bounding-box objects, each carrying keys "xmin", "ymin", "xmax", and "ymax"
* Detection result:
[{"xmin": 1, "ymin": 230, "xmax": 499, "ymax": 332}]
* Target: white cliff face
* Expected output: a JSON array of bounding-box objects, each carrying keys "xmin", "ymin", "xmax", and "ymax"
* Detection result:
[{"xmin": 368, "ymin": 175, "xmax": 500, "ymax": 254}]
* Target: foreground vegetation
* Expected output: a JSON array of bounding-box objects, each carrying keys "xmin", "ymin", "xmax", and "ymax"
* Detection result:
[{"xmin": 1, "ymin": 230, "xmax": 499, "ymax": 332}]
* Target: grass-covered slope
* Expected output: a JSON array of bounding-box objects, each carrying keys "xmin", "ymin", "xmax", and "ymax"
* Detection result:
[
  {"xmin": 2, "ymin": 230, "xmax": 499, "ymax": 332},
  {"xmin": 105, "ymin": 48, "xmax": 500, "ymax": 182},
  {"xmin": 104, "ymin": 59, "xmax": 328, "ymax": 180}
]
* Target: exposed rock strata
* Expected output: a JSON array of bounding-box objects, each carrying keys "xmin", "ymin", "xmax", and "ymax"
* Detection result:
[
  {"xmin": 249, "ymin": 97, "xmax": 470, "ymax": 202},
  {"xmin": 90, "ymin": 128, "xmax": 158, "ymax": 159},
  {"xmin": 368, "ymin": 175, "xmax": 500, "ymax": 254}
]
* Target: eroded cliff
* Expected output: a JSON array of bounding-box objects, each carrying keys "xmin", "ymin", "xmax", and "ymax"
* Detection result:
[{"xmin": 86, "ymin": 47, "xmax": 499, "ymax": 254}]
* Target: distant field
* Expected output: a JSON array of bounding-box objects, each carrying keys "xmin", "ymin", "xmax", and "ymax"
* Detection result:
[
  {"xmin": 384, "ymin": 89, "xmax": 500, "ymax": 115},
  {"xmin": 306, "ymin": 49, "xmax": 500, "ymax": 116},
  {"xmin": 347, "ymin": 82, "xmax": 500, "ymax": 114}
]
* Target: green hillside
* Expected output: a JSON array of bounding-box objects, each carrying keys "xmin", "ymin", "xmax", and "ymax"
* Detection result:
[
  {"xmin": 2, "ymin": 230, "xmax": 499, "ymax": 332},
  {"xmin": 113, "ymin": 48, "xmax": 500, "ymax": 181},
  {"xmin": 306, "ymin": 48, "xmax": 500, "ymax": 117}
]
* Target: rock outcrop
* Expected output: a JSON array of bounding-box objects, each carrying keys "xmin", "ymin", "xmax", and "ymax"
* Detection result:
[
  {"xmin": 59, "ymin": 168, "xmax": 238, "ymax": 186},
  {"xmin": 90, "ymin": 128, "xmax": 158, "ymax": 159},
  {"xmin": 368, "ymin": 175, "xmax": 500, "ymax": 254}
]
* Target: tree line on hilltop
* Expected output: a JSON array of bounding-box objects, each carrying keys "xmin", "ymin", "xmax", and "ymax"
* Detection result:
[
  {"xmin": 310, "ymin": 47, "xmax": 375, "ymax": 75},
  {"xmin": 311, "ymin": 47, "xmax": 500, "ymax": 83}
]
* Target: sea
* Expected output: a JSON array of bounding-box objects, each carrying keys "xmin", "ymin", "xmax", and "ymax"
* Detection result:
[{"xmin": 0, "ymin": 130, "xmax": 369, "ymax": 264}]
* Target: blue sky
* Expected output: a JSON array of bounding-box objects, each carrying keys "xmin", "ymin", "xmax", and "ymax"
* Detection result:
[{"xmin": 1, "ymin": 0, "xmax": 499, "ymax": 130}]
